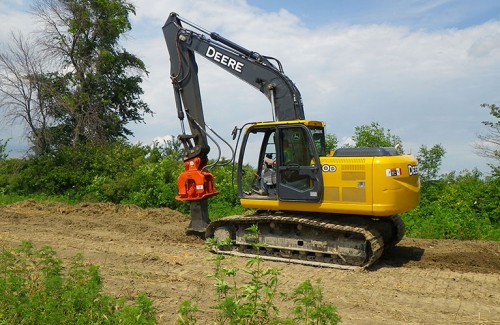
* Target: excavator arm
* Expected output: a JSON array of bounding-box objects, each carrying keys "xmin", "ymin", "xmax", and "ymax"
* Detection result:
[
  {"xmin": 163, "ymin": 12, "xmax": 304, "ymax": 131},
  {"xmin": 162, "ymin": 12, "xmax": 305, "ymax": 234}
]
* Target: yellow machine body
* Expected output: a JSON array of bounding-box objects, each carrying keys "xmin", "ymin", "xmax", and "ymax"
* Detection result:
[{"xmin": 239, "ymin": 120, "xmax": 420, "ymax": 217}]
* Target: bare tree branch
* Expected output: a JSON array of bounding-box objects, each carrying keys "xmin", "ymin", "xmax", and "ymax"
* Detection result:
[
  {"xmin": 474, "ymin": 103, "xmax": 500, "ymax": 163},
  {"xmin": 0, "ymin": 32, "xmax": 58, "ymax": 154}
]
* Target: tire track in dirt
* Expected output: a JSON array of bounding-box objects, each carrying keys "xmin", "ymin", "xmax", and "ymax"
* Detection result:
[{"xmin": 1, "ymin": 201, "xmax": 499, "ymax": 324}]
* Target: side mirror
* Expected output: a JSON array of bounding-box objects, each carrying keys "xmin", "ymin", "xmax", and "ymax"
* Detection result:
[{"xmin": 231, "ymin": 126, "xmax": 238, "ymax": 140}]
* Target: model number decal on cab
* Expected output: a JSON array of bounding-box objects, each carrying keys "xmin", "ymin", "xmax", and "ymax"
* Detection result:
[
  {"xmin": 322, "ymin": 164, "xmax": 337, "ymax": 172},
  {"xmin": 386, "ymin": 168, "xmax": 401, "ymax": 177},
  {"xmin": 408, "ymin": 164, "xmax": 419, "ymax": 176}
]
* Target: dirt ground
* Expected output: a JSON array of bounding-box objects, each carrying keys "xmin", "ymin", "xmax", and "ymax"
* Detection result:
[{"xmin": 0, "ymin": 200, "xmax": 499, "ymax": 324}]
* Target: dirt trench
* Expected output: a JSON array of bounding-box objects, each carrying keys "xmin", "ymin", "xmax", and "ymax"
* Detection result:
[{"xmin": 0, "ymin": 200, "xmax": 499, "ymax": 324}]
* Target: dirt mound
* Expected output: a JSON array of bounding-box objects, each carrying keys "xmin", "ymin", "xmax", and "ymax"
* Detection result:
[
  {"xmin": 5, "ymin": 200, "xmax": 194, "ymax": 244},
  {"xmin": 8, "ymin": 199, "xmax": 187, "ymax": 222},
  {"xmin": 379, "ymin": 237, "xmax": 500, "ymax": 274},
  {"xmin": 1, "ymin": 201, "xmax": 499, "ymax": 324}
]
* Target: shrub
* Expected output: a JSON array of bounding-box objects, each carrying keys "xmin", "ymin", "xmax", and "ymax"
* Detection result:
[
  {"xmin": 0, "ymin": 141, "xmax": 186, "ymax": 210},
  {"xmin": 403, "ymin": 169, "xmax": 499, "ymax": 240},
  {"xmin": 0, "ymin": 241, "xmax": 156, "ymax": 324},
  {"xmin": 207, "ymin": 162, "xmax": 247, "ymax": 219}
]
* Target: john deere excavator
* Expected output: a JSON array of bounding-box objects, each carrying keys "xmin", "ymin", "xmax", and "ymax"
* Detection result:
[{"xmin": 162, "ymin": 12, "xmax": 420, "ymax": 269}]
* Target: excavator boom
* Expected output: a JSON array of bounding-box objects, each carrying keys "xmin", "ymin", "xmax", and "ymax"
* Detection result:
[{"xmin": 163, "ymin": 12, "xmax": 304, "ymax": 127}]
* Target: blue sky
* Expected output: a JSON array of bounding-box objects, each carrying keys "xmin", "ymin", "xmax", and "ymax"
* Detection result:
[
  {"xmin": 248, "ymin": 0, "xmax": 500, "ymax": 30},
  {"xmin": 1, "ymin": 0, "xmax": 499, "ymax": 175}
]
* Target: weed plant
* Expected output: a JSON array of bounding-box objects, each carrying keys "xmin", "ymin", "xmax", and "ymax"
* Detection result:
[
  {"xmin": 177, "ymin": 225, "xmax": 341, "ymax": 324},
  {"xmin": 0, "ymin": 241, "xmax": 156, "ymax": 324}
]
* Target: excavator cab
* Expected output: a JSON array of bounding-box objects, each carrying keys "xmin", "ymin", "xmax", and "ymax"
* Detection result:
[{"xmin": 238, "ymin": 120, "xmax": 324, "ymax": 203}]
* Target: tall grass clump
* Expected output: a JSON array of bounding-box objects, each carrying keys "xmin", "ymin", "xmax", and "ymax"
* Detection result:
[{"xmin": 0, "ymin": 241, "xmax": 156, "ymax": 324}]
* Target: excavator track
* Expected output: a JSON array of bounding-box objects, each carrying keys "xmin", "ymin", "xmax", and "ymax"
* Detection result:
[
  {"xmin": 206, "ymin": 213, "xmax": 386, "ymax": 270},
  {"xmin": 387, "ymin": 215, "xmax": 405, "ymax": 247}
]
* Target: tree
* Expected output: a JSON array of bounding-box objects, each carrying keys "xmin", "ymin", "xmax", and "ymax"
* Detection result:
[
  {"xmin": 325, "ymin": 133, "xmax": 338, "ymax": 153},
  {"xmin": 474, "ymin": 103, "xmax": 499, "ymax": 175},
  {"xmin": 0, "ymin": 138, "xmax": 9, "ymax": 160},
  {"xmin": 0, "ymin": 33, "xmax": 56, "ymax": 155},
  {"xmin": 161, "ymin": 137, "xmax": 184, "ymax": 161},
  {"xmin": 351, "ymin": 122, "xmax": 404, "ymax": 153},
  {"xmin": 30, "ymin": 0, "xmax": 152, "ymax": 146},
  {"xmin": 417, "ymin": 144, "xmax": 446, "ymax": 182}
]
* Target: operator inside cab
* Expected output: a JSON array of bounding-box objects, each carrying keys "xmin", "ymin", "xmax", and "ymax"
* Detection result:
[{"xmin": 259, "ymin": 138, "xmax": 292, "ymax": 195}]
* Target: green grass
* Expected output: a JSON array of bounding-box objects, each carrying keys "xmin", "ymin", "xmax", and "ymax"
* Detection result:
[{"xmin": 0, "ymin": 241, "xmax": 156, "ymax": 324}]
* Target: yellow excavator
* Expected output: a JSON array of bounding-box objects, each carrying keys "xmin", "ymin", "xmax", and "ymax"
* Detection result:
[{"xmin": 162, "ymin": 12, "xmax": 420, "ymax": 269}]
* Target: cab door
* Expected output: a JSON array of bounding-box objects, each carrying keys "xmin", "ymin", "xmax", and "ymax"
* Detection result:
[{"xmin": 276, "ymin": 126, "xmax": 323, "ymax": 202}]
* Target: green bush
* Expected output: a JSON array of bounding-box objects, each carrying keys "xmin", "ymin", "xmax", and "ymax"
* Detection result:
[
  {"xmin": 0, "ymin": 241, "xmax": 156, "ymax": 324},
  {"xmin": 1, "ymin": 140, "xmax": 498, "ymax": 241},
  {"xmin": 0, "ymin": 141, "xmax": 185, "ymax": 210},
  {"xmin": 121, "ymin": 157, "xmax": 184, "ymax": 210},
  {"xmin": 403, "ymin": 169, "xmax": 499, "ymax": 240},
  {"xmin": 207, "ymin": 162, "xmax": 247, "ymax": 219}
]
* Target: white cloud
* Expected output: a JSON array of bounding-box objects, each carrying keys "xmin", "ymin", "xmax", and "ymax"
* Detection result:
[
  {"xmin": 0, "ymin": 3, "xmax": 33, "ymax": 43},
  {"xmin": 468, "ymin": 30, "xmax": 500, "ymax": 58},
  {"xmin": 125, "ymin": 1, "xmax": 499, "ymax": 175},
  {"xmin": 152, "ymin": 135, "xmax": 174, "ymax": 145},
  {"xmin": 339, "ymin": 136, "xmax": 354, "ymax": 147},
  {"xmin": 2, "ymin": 0, "xmax": 498, "ymax": 174}
]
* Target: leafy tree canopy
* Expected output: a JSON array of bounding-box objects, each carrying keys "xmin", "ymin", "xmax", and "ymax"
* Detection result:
[
  {"xmin": 30, "ymin": 0, "xmax": 152, "ymax": 147},
  {"xmin": 325, "ymin": 133, "xmax": 338, "ymax": 153},
  {"xmin": 352, "ymin": 122, "xmax": 404, "ymax": 153},
  {"xmin": 417, "ymin": 144, "xmax": 446, "ymax": 182}
]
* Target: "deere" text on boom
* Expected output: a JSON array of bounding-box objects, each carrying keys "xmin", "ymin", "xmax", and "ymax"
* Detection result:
[{"xmin": 205, "ymin": 46, "xmax": 244, "ymax": 73}]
